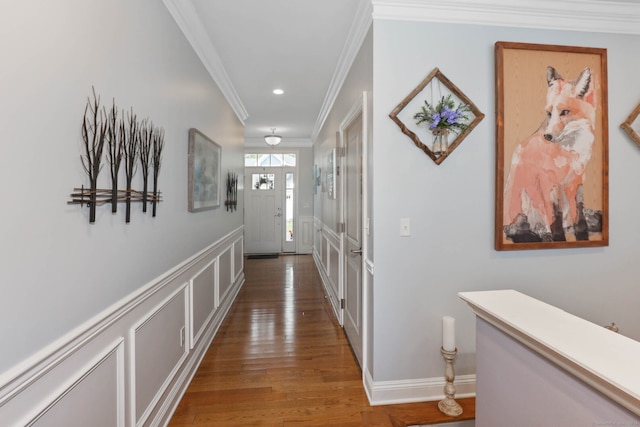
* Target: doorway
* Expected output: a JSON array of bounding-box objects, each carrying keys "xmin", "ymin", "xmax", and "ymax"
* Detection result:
[
  {"xmin": 244, "ymin": 153, "xmax": 297, "ymax": 254},
  {"xmin": 341, "ymin": 93, "xmax": 366, "ymax": 368}
]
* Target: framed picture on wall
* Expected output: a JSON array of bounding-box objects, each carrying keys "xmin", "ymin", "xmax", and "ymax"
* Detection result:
[
  {"xmin": 313, "ymin": 164, "xmax": 320, "ymax": 195},
  {"xmin": 495, "ymin": 41, "xmax": 609, "ymax": 250},
  {"xmin": 188, "ymin": 128, "xmax": 221, "ymax": 212},
  {"xmin": 327, "ymin": 148, "xmax": 336, "ymax": 200}
]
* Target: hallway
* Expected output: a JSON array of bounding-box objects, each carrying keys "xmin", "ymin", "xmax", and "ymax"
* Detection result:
[{"xmin": 168, "ymin": 255, "xmax": 474, "ymax": 426}]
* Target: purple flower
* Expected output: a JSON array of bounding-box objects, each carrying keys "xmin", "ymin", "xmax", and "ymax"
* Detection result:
[
  {"xmin": 441, "ymin": 106, "xmax": 461, "ymax": 124},
  {"xmin": 414, "ymin": 94, "xmax": 470, "ymax": 132},
  {"xmin": 429, "ymin": 113, "xmax": 441, "ymax": 129}
]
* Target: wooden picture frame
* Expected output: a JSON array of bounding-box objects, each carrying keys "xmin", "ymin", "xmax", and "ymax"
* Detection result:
[
  {"xmin": 188, "ymin": 128, "xmax": 221, "ymax": 212},
  {"xmin": 389, "ymin": 68, "xmax": 484, "ymax": 165},
  {"xmin": 620, "ymin": 102, "xmax": 640, "ymax": 148},
  {"xmin": 495, "ymin": 41, "xmax": 608, "ymax": 250}
]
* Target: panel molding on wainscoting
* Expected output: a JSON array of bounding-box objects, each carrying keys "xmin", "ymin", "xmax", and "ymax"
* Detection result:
[
  {"xmin": 298, "ymin": 216, "xmax": 314, "ymax": 254},
  {"xmin": 189, "ymin": 258, "xmax": 218, "ymax": 349},
  {"xmin": 218, "ymin": 247, "xmax": 234, "ymax": 303},
  {"xmin": 129, "ymin": 284, "xmax": 189, "ymax": 427},
  {"xmin": 0, "ymin": 227, "xmax": 245, "ymax": 427},
  {"xmin": 21, "ymin": 338, "xmax": 125, "ymax": 427},
  {"xmin": 364, "ymin": 368, "xmax": 476, "ymax": 406},
  {"xmin": 312, "ymin": 222, "xmax": 342, "ymax": 324},
  {"xmin": 151, "ymin": 266, "xmax": 244, "ymax": 427}
]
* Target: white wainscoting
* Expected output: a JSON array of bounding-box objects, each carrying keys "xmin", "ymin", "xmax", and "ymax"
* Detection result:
[
  {"xmin": 312, "ymin": 220, "xmax": 342, "ymax": 322},
  {"xmin": 0, "ymin": 227, "xmax": 245, "ymax": 427},
  {"xmin": 131, "ymin": 285, "xmax": 189, "ymax": 426},
  {"xmin": 313, "ymin": 218, "xmax": 323, "ymax": 264},
  {"xmin": 298, "ymin": 216, "xmax": 314, "ymax": 254}
]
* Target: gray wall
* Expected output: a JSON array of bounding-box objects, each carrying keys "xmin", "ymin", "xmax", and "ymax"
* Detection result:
[
  {"xmin": 373, "ymin": 19, "xmax": 640, "ymax": 383},
  {"xmin": 297, "ymin": 147, "xmax": 315, "ymax": 220},
  {"xmin": 315, "ymin": 29, "xmax": 374, "ymax": 235},
  {"xmin": 0, "ymin": 0, "xmax": 244, "ymax": 373}
]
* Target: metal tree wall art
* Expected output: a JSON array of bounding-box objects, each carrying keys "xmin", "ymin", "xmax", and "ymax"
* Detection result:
[
  {"xmin": 106, "ymin": 100, "xmax": 123, "ymax": 213},
  {"xmin": 123, "ymin": 109, "xmax": 139, "ymax": 223},
  {"xmin": 69, "ymin": 88, "xmax": 165, "ymax": 223},
  {"xmin": 138, "ymin": 119, "xmax": 153, "ymax": 214},
  {"xmin": 80, "ymin": 87, "xmax": 108, "ymax": 223},
  {"xmin": 225, "ymin": 171, "xmax": 238, "ymax": 211},
  {"xmin": 152, "ymin": 128, "xmax": 164, "ymax": 217}
]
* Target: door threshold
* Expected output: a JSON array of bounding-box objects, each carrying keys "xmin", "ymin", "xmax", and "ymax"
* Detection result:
[{"xmin": 246, "ymin": 253, "xmax": 280, "ymax": 259}]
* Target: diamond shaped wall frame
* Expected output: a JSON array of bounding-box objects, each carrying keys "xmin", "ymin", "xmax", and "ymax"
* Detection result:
[
  {"xmin": 621, "ymin": 101, "xmax": 640, "ymax": 148},
  {"xmin": 389, "ymin": 68, "xmax": 484, "ymax": 165}
]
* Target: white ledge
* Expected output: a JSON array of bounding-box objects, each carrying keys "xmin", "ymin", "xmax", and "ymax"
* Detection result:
[{"xmin": 459, "ymin": 290, "xmax": 640, "ymax": 416}]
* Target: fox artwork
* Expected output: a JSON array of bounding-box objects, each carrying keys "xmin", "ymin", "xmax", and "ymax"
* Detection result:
[{"xmin": 503, "ymin": 66, "xmax": 603, "ymax": 243}]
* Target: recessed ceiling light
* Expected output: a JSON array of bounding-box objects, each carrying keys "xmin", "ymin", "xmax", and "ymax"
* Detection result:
[{"xmin": 273, "ymin": 89, "xmax": 284, "ymax": 95}]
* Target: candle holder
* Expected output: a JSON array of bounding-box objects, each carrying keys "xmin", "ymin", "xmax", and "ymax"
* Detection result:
[{"xmin": 438, "ymin": 347, "xmax": 463, "ymax": 417}]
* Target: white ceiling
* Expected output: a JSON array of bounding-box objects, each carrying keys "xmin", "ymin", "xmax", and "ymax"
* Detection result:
[
  {"xmin": 164, "ymin": 0, "xmax": 640, "ymax": 147},
  {"xmin": 165, "ymin": 0, "xmax": 368, "ymax": 147}
]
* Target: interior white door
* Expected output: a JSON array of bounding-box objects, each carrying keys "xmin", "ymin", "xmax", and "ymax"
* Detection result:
[
  {"xmin": 343, "ymin": 113, "xmax": 363, "ymax": 368},
  {"xmin": 244, "ymin": 168, "xmax": 283, "ymax": 254}
]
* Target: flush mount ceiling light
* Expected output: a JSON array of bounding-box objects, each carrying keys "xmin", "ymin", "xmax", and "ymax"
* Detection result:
[
  {"xmin": 273, "ymin": 88, "xmax": 284, "ymax": 95},
  {"xmin": 264, "ymin": 128, "xmax": 282, "ymax": 146}
]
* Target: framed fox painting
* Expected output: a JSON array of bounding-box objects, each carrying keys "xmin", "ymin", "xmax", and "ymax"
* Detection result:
[{"xmin": 495, "ymin": 42, "xmax": 609, "ymax": 251}]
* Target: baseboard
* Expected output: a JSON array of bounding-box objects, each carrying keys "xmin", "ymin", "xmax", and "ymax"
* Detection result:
[{"xmin": 365, "ymin": 371, "xmax": 476, "ymax": 406}]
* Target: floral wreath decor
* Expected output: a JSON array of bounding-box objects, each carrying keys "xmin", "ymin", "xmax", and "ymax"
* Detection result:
[
  {"xmin": 388, "ymin": 68, "xmax": 484, "ymax": 165},
  {"xmin": 414, "ymin": 94, "xmax": 470, "ymax": 155}
]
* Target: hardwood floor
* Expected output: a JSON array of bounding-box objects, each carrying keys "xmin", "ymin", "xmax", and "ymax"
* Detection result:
[{"xmin": 168, "ymin": 254, "xmax": 474, "ymax": 426}]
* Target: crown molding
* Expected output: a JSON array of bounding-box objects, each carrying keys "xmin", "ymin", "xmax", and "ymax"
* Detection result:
[
  {"xmin": 162, "ymin": 0, "xmax": 249, "ymax": 124},
  {"xmin": 311, "ymin": 0, "xmax": 373, "ymax": 142},
  {"xmin": 372, "ymin": 0, "xmax": 640, "ymax": 34}
]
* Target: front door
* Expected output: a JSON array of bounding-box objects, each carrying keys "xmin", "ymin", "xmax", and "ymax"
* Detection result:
[
  {"xmin": 343, "ymin": 112, "xmax": 363, "ymax": 367},
  {"xmin": 244, "ymin": 168, "xmax": 283, "ymax": 254}
]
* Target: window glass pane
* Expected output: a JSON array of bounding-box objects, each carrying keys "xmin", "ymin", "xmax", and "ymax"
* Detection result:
[
  {"xmin": 250, "ymin": 153, "xmax": 294, "ymax": 167},
  {"xmin": 285, "ymin": 172, "xmax": 294, "ymax": 242},
  {"xmin": 251, "ymin": 173, "xmax": 275, "ymax": 190},
  {"xmin": 257, "ymin": 154, "xmax": 271, "ymax": 167},
  {"xmin": 283, "ymin": 154, "xmax": 296, "ymax": 167},
  {"xmin": 244, "ymin": 154, "xmax": 257, "ymax": 167},
  {"xmin": 270, "ymin": 154, "xmax": 283, "ymax": 166}
]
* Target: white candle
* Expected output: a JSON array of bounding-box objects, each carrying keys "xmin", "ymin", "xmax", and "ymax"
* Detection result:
[{"xmin": 442, "ymin": 316, "xmax": 456, "ymax": 351}]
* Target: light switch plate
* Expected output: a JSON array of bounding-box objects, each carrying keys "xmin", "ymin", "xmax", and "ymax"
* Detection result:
[{"xmin": 400, "ymin": 218, "xmax": 411, "ymax": 236}]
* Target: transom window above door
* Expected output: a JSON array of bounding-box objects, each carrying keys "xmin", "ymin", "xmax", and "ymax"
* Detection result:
[{"xmin": 245, "ymin": 153, "xmax": 296, "ymax": 167}]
